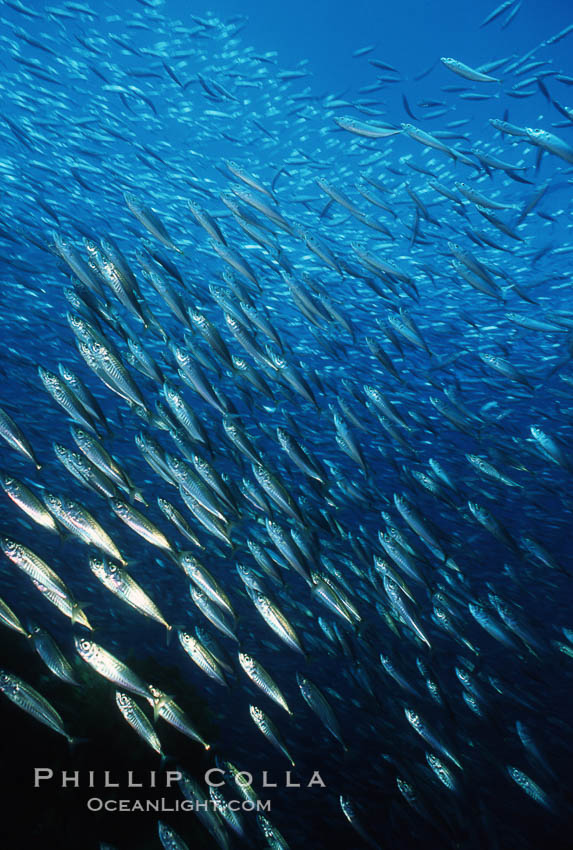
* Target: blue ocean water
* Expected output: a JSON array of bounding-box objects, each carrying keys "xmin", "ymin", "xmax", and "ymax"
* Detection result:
[{"xmin": 0, "ymin": 0, "xmax": 572, "ymax": 848}]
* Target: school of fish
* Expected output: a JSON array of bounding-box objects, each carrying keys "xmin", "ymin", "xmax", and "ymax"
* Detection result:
[{"xmin": 0, "ymin": 0, "xmax": 573, "ymax": 847}]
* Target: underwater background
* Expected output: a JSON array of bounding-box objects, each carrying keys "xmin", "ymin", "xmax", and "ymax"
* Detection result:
[{"xmin": 0, "ymin": 0, "xmax": 572, "ymax": 847}]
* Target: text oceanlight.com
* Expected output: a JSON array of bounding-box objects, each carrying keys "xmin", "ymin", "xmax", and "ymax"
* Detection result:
[{"xmin": 85, "ymin": 798, "xmax": 272, "ymax": 813}]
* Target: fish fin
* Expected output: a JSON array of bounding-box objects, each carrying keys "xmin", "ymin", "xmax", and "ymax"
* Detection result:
[
  {"xmin": 67, "ymin": 736, "xmax": 90, "ymax": 753},
  {"xmin": 130, "ymin": 488, "xmax": 148, "ymax": 506},
  {"xmin": 71, "ymin": 601, "xmax": 91, "ymax": 626}
]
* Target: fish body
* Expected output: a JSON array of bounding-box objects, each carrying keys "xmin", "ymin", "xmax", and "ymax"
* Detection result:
[
  {"xmin": 296, "ymin": 673, "xmax": 346, "ymax": 748},
  {"xmin": 178, "ymin": 630, "xmax": 229, "ymax": 686},
  {"xmin": 29, "ymin": 624, "xmax": 79, "ymax": 685},
  {"xmin": 125, "ymin": 192, "xmax": 182, "ymax": 253},
  {"xmin": 404, "ymin": 707, "xmax": 462, "ymax": 769},
  {"xmin": 249, "ymin": 704, "xmax": 295, "ymax": 764},
  {"xmin": 180, "ymin": 552, "xmax": 234, "ymax": 617},
  {"xmin": 90, "ymin": 557, "xmax": 171, "ymax": 630},
  {"xmin": 238, "ymin": 652, "xmax": 292, "ymax": 713},
  {"xmin": 116, "ymin": 691, "xmax": 162, "ymax": 755},
  {"xmin": 0, "ymin": 473, "xmax": 58, "ymax": 531},
  {"xmin": 1, "ymin": 537, "xmax": 70, "ymax": 599},
  {"xmin": 147, "ymin": 685, "xmax": 210, "ymax": 749},
  {"xmin": 0, "ymin": 670, "xmax": 73, "ymax": 743},
  {"xmin": 249, "ymin": 590, "xmax": 305, "ymax": 655},
  {"xmin": 506, "ymin": 766, "xmax": 554, "ymax": 810},
  {"xmin": 158, "ymin": 821, "xmax": 191, "ymax": 850},
  {"xmin": 110, "ymin": 498, "xmax": 173, "ymax": 551},
  {"xmin": 0, "ymin": 597, "xmax": 28, "ymax": 637},
  {"xmin": 75, "ymin": 637, "xmax": 150, "ymax": 698},
  {"xmin": 42, "ymin": 493, "xmax": 126, "ymax": 563},
  {"xmin": 441, "ymin": 57, "xmax": 501, "ymax": 82}
]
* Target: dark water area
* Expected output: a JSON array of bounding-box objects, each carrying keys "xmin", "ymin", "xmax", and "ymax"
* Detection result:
[{"xmin": 0, "ymin": 0, "xmax": 573, "ymax": 848}]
